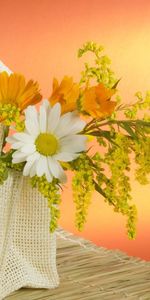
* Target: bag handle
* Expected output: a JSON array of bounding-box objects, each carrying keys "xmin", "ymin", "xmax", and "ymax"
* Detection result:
[{"xmin": 0, "ymin": 60, "xmax": 12, "ymax": 75}]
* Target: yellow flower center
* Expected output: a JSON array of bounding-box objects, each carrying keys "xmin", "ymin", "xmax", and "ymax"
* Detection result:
[{"xmin": 35, "ymin": 133, "xmax": 58, "ymax": 156}]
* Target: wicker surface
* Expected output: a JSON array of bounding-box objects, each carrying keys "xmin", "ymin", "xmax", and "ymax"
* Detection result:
[{"xmin": 5, "ymin": 228, "xmax": 150, "ymax": 300}]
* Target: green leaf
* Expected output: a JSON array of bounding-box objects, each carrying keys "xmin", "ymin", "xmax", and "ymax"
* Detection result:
[
  {"xmin": 89, "ymin": 130, "xmax": 121, "ymax": 147},
  {"xmin": 0, "ymin": 150, "xmax": 15, "ymax": 163},
  {"xmin": 94, "ymin": 180, "xmax": 105, "ymax": 196},
  {"xmin": 1, "ymin": 126, "xmax": 9, "ymax": 150},
  {"xmin": 120, "ymin": 123, "xmax": 138, "ymax": 141},
  {"xmin": 137, "ymin": 120, "xmax": 150, "ymax": 127},
  {"xmin": 112, "ymin": 78, "xmax": 121, "ymax": 89}
]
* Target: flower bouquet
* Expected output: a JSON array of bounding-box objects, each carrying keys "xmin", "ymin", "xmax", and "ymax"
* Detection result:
[{"xmin": 0, "ymin": 41, "xmax": 150, "ymax": 299}]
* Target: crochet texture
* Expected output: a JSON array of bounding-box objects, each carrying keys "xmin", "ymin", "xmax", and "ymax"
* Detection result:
[{"xmin": 0, "ymin": 127, "xmax": 59, "ymax": 300}]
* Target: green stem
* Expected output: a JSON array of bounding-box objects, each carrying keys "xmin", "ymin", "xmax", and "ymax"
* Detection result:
[
  {"xmin": 83, "ymin": 118, "xmax": 96, "ymax": 131},
  {"xmin": 94, "ymin": 180, "xmax": 115, "ymax": 208},
  {"xmin": 0, "ymin": 124, "xmax": 7, "ymax": 155},
  {"xmin": 82, "ymin": 119, "xmax": 150, "ymax": 135},
  {"xmin": 98, "ymin": 119, "xmax": 150, "ymax": 127},
  {"xmin": 0, "ymin": 124, "xmax": 10, "ymax": 155}
]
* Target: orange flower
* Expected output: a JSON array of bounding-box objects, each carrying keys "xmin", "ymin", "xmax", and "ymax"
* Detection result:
[
  {"xmin": 49, "ymin": 76, "xmax": 79, "ymax": 114},
  {"xmin": 0, "ymin": 72, "xmax": 42, "ymax": 111},
  {"xmin": 82, "ymin": 83, "xmax": 117, "ymax": 118}
]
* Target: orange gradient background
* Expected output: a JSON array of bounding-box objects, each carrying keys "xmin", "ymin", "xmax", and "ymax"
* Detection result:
[{"xmin": 0, "ymin": 0, "xmax": 150, "ymax": 260}]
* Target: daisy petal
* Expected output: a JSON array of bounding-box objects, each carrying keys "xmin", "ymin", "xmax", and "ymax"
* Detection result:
[
  {"xmin": 29, "ymin": 162, "xmax": 37, "ymax": 177},
  {"xmin": 39, "ymin": 105, "xmax": 47, "ymax": 132},
  {"xmin": 25, "ymin": 105, "xmax": 39, "ymax": 134},
  {"xmin": 14, "ymin": 133, "xmax": 34, "ymax": 143},
  {"xmin": 53, "ymin": 152, "xmax": 79, "ymax": 162},
  {"xmin": 23, "ymin": 160, "xmax": 35, "ymax": 176},
  {"xmin": 25, "ymin": 118, "xmax": 39, "ymax": 137},
  {"xmin": 26, "ymin": 151, "xmax": 40, "ymax": 162},
  {"xmin": 12, "ymin": 156, "xmax": 27, "ymax": 163},
  {"xmin": 59, "ymin": 135, "xmax": 87, "ymax": 153},
  {"xmin": 68, "ymin": 118, "xmax": 86, "ymax": 135},
  {"xmin": 48, "ymin": 156, "xmax": 60, "ymax": 178},
  {"xmin": 48, "ymin": 157, "xmax": 67, "ymax": 183},
  {"xmin": 20, "ymin": 144, "xmax": 36, "ymax": 154},
  {"xmin": 53, "ymin": 112, "xmax": 72, "ymax": 137},
  {"xmin": 23, "ymin": 153, "xmax": 37, "ymax": 176},
  {"xmin": 45, "ymin": 157, "xmax": 53, "ymax": 182},
  {"xmin": 39, "ymin": 155, "xmax": 53, "ymax": 182},
  {"xmin": 48, "ymin": 103, "xmax": 61, "ymax": 133},
  {"xmin": 6, "ymin": 136, "xmax": 18, "ymax": 144},
  {"xmin": 54, "ymin": 112, "xmax": 86, "ymax": 137},
  {"xmin": 12, "ymin": 151, "xmax": 28, "ymax": 159},
  {"xmin": 43, "ymin": 99, "xmax": 51, "ymax": 110},
  {"xmin": 36, "ymin": 155, "xmax": 47, "ymax": 177},
  {"xmin": 57, "ymin": 162, "xmax": 67, "ymax": 183},
  {"xmin": 11, "ymin": 141, "xmax": 25, "ymax": 149}
]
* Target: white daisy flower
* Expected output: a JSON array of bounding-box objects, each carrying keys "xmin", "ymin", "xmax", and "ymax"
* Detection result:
[{"xmin": 6, "ymin": 100, "xmax": 87, "ymax": 183}]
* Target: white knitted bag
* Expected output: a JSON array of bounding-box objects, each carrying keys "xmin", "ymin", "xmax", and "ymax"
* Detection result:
[{"xmin": 0, "ymin": 63, "xmax": 59, "ymax": 299}]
